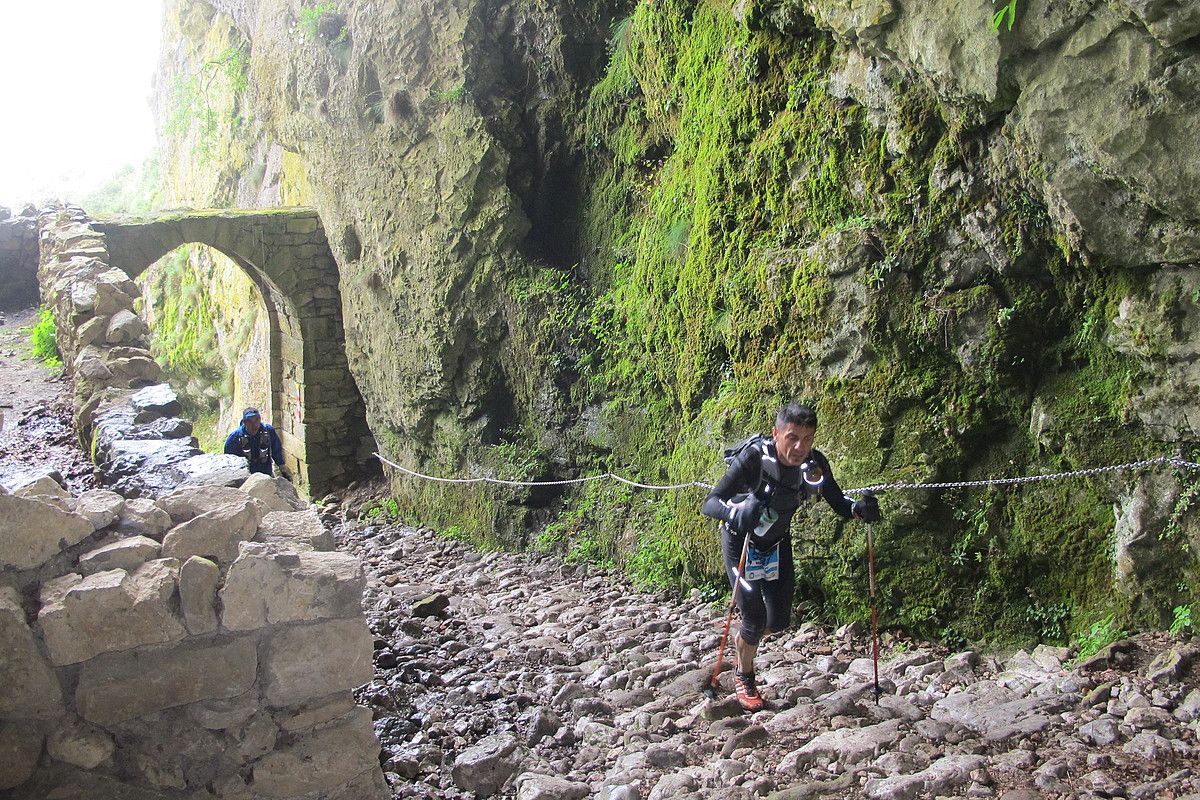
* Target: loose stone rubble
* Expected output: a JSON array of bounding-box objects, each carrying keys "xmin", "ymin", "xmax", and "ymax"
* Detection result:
[{"xmin": 341, "ymin": 519, "xmax": 1200, "ymax": 800}]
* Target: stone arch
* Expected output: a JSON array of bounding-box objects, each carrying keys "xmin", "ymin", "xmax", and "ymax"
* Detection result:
[{"xmin": 93, "ymin": 209, "xmax": 371, "ymax": 495}]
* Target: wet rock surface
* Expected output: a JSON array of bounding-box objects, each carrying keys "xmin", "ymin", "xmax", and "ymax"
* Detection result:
[
  {"xmin": 0, "ymin": 308, "xmax": 95, "ymax": 493},
  {"xmin": 339, "ymin": 519, "xmax": 1200, "ymax": 800}
]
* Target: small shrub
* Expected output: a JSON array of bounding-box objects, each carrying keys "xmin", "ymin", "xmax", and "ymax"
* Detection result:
[
  {"xmin": 28, "ymin": 308, "xmax": 61, "ymax": 369},
  {"xmin": 1170, "ymin": 604, "xmax": 1194, "ymax": 637},
  {"xmin": 359, "ymin": 497, "xmax": 401, "ymax": 522},
  {"xmin": 436, "ymin": 84, "xmax": 467, "ymax": 104},
  {"xmin": 1074, "ymin": 613, "xmax": 1126, "ymax": 663},
  {"xmin": 299, "ymin": 3, "xmax": 346, "ymax": 42},
  {"xmin": 1024, "ymin": 597, "xmax": 1070, "ymax": 643},
  {"xmin": 441, "ymin": 525, "xmax": 472, "ymax": 543}
]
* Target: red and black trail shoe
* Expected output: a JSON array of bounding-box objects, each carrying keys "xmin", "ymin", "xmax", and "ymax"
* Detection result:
[{"xmin": 734, "ymin": 670, "xmax": 764, "ymax": 712}]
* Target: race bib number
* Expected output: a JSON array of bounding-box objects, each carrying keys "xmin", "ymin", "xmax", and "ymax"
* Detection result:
[{"xmin": 744, "ymin": 541, "xmax": 781, "ymax": 582}]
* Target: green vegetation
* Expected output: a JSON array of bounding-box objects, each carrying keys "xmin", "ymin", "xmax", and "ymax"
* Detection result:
[
  {"xmin": 27, "ymin": 308, "xmax": 61, "ymax": 370},
  {"xmin": 83, "ymin": 157, "xmax": 162, "ymax": 215},
  {"xmin": 1073, "ymin": 613, "xmax": 1126, "ymax": 662},
  {"xmin": 383, "ymin": 0, "xmax": 1193, "ymax": 646},
  {"xmin": 299, "ymin": 3, "xmax": 347, "ymax": 42},
  {"xmin": 361, "ymin": 497, "xmax": 401, "ymax": 522},
  {"xmin": 435, "ymin": 84, "xmax": 468, "ymax": 104},
  {"xmin": 164, "ymin": 44, "xmax": 251, "ymax": 163},
  {"xmin": 1170, "ymin": 604, "xmax": 1194, "ymax": 637},
  {"xmin": 990, "ymin": 0, "xmax": 1019, "ymax": 32}
]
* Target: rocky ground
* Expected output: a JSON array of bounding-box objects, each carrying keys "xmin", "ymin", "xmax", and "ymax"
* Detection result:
[
  {"xmin": 3, "ymin": 301, "xmax": 1198, "ymax": 800},
  {"xmin": 334, "ymin": 516, "xmax": 1200, "ymax": 800},
  {"xmin": 0, "ymin": 306, "xmax": 94, "ymax": 492}
]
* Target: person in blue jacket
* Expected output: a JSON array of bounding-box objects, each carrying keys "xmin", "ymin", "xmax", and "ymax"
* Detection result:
[{"xmin": 224, "ymin": 407, "xmax": 288, "ymax": 478}]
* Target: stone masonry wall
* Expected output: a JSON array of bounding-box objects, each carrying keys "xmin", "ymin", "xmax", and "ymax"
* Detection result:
[
  {"xmin": 0, "ymin": 206, "xmax": 388, "ymax": 798},
  {"xmin": 37, "ymin": 205, "xmax": 247, "ymax": 497},
  {"xmin": 0, "ymin": 205, "xmax": 38, "ymax": 310}
]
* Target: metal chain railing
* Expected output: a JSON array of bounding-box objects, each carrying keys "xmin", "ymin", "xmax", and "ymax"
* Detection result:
[
  {"xmin": 376, "ymin": 452, "xmax": 1200, "ymax": 495},
  {"xmin": 848, "ymin": 455, "xmax": 1200, "ymax": 495},
  {"xmin": 374, "ymin": 453, "xmax": 713, "ymax": 491}
]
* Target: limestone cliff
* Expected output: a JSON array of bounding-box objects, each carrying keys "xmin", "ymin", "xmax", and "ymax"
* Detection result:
[{"xmin": 156, "ymin": 0, "xmax": 1200, "ymax": 643}]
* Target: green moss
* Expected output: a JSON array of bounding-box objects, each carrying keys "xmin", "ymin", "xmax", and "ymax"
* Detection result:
[{"xmin": 399, "ymin": 0, "xmax": 1188, "ymax": 645}]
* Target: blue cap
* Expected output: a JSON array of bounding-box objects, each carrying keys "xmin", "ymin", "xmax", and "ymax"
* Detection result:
[{"xmin": 242, "ymin": 407, "xmax": 261, "ymax": 421}]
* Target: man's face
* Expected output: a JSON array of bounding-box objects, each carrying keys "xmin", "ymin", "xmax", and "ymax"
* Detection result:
[
  {"xmin": 772, "ymin": 422, "xmax": 815, "ymax": 467},
  {"xmin": 244, "ymin": 415, "xmax": 261, "ymax": 434}
]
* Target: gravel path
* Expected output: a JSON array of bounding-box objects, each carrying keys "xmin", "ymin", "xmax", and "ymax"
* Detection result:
[
  {"xmin": 334, "ymin": 517, "xmax": 1200, "ymax": 800},
  {"xmin": 0, "ymin": 306, "xmax": 95, "ymax": 491}
]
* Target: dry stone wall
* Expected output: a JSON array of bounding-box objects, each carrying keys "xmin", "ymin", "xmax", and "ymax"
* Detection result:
[
  {"xmin": 37, "ymin": 205, "xmax": 246, "ymax": 498},
  {"xmin": 0, "ymin": 475, "xmax": 387, "ymax": 799},
  {"xmin": 0, "ymin": 205, "xmax": 387, "ymax": 798},
  {"xmin": 0, "ymin": 205, "xmax": 38, "ymax": 310}
]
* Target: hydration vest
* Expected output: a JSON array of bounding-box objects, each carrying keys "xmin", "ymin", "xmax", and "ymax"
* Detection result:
[{"xmin": 233, "ymin": 427, "xmax": 273, "ymax": 465}]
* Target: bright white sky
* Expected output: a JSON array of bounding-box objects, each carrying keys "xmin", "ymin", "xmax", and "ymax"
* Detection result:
[{"xmin": 0, "ymin": 1, "xmax": 163, "ymax": 209}]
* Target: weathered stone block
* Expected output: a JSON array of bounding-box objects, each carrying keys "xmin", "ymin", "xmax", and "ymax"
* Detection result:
[
  {"xmin": 129, "ymin": 383, "xmax": 181, "ymax": 418},
  {"xmin": 117, "ymin": 498, "xmax": 173, "ymax": 539},
  {"xmin": 179, "ymin": 555, "xmax": 219, "ymax": 634},
  {"xmin": 39, "ymin": 560, "xmax": 186, "ymax": 666},
  {"xmin": 241, "ymin": 473, "xmax": 306, "ymax": 512},
  {"xmin": 74, "ymin": 489, "xmax": 125, "ymax": 530},
  {"xmin": 0, "ymin": 587, "xmax": 61, "ymax": 719},
  {"xmin": 287, "ymin": 217, "xmax": 320, "ymax": 234},
  {"xmin": 47, "ymin": 719, "xmax": 115, "ymax": 769},
  {"xmin": 76, "ymin": 636, "xmax": 258, "ymax": 726},
  {"xmin": 221, "ymin": 543, "xmax": 364, "ymax": 630},
  {"xmin": 0, "ymin": 494, "xmax": 94, "ymax": 570},
  {"xmin": 78, "ymin": 536, "xmax": 160, "ymax": 574},
  {"xmin": 105, "ymin": 309, "xmax": 148, "ymax": 344},
  {"xmin": 516, "ymin": 773, "xmax": 590, "ymax": 800},
  {"xmin": 108, "ymin": 356, "xmax": 164, "ymax": 387},
  {"xmin": 75, "ymin": 314, "xmax": 110, "ymax": 348},
  {"xmin": 157, "ymin": 484, "xmax": 262, "ymax": 523},
  {"xmin": 187, "ymin": 694, "xmax": 257, "ymax": 731},
  {"xmin": 162, "ymin": 500, "xmax": 261, "ymax": 564},
  {"xmin": 250, "ymin": 706, "xmax": 382, "ymax": 798},
  {"xmin": 177, "ymin": 453, "xmax": 252, "ymax": 489},
  {"xmin": 452, "ymin": 733, "xmax": 522, "ymax": 797},
  {"xmin": 74, "ymin": 348, "xmax": 114, "ymax": 385},
  {"xmin": 264, "ymin": 618, "xmax": 373, "ymax": 707},
  {"xmin": 0, "ymin": 720, "xmax": 41, "ymax": 791},
  {"xmin": 12, "ymin": 474, "xmax": 69, "ymax": 500},
  {"xmin": 258, "ymin": 510, "xmax": 334, "ymax": 550},
  {"xmin": 277, "ymin": 695, "xmax": 355, "ymax": 732}
]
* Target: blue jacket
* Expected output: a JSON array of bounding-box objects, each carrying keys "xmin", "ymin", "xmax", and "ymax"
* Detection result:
[{"xmin": 224, "ymin": 422, "xmax": 284, "ymax": 476}]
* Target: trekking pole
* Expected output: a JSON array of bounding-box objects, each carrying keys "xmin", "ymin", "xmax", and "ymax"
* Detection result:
[
  {"xmin": 704, "ymin": 529, "xmax": 752, "ymax": 698},
  {"xmin": 866, "ymin": 520, "xmax": 881, "ymax": 704}
]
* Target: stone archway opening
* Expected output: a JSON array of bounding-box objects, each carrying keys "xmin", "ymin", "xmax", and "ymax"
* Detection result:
[
  {"xmin": 138, "ymin": 243, "xmax": 273, "ymax": 454},
  {"xmin": 93, "ymin": 209, "xmax": 373, "ymax": 496}
]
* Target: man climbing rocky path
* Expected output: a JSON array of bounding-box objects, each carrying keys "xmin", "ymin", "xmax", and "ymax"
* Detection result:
[
  {"xmin": 337, "ymin": 518, "xmax": 1200, "ymax": 800},
  {"xmin": 2, "ymin": 287, "xmax": 1197, "ymax": 798}
]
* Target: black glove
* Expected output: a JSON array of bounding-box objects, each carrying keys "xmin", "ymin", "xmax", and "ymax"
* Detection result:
[
  {"xmin": 726, "ymin": 495, "xmax": 762, "ymax": 534},
  {"xmin": 851, "ymin": 491, "xmax": 880, "ymax": 523}
]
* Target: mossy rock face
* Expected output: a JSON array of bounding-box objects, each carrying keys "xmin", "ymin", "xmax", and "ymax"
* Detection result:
[{"xmin": 156, "ymin": 0, "xmax": 1200, "ymax": 644}]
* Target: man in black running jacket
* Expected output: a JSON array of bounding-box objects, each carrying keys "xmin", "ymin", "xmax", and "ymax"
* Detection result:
[{"xmin": 700, "ymin": 402, "xmax": 878, "ymax": 711}]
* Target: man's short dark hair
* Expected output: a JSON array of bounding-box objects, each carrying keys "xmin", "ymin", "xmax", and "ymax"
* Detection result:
[{"xmin": 776, "ymin": 402, "xmax": 817, "ymax": 429}]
